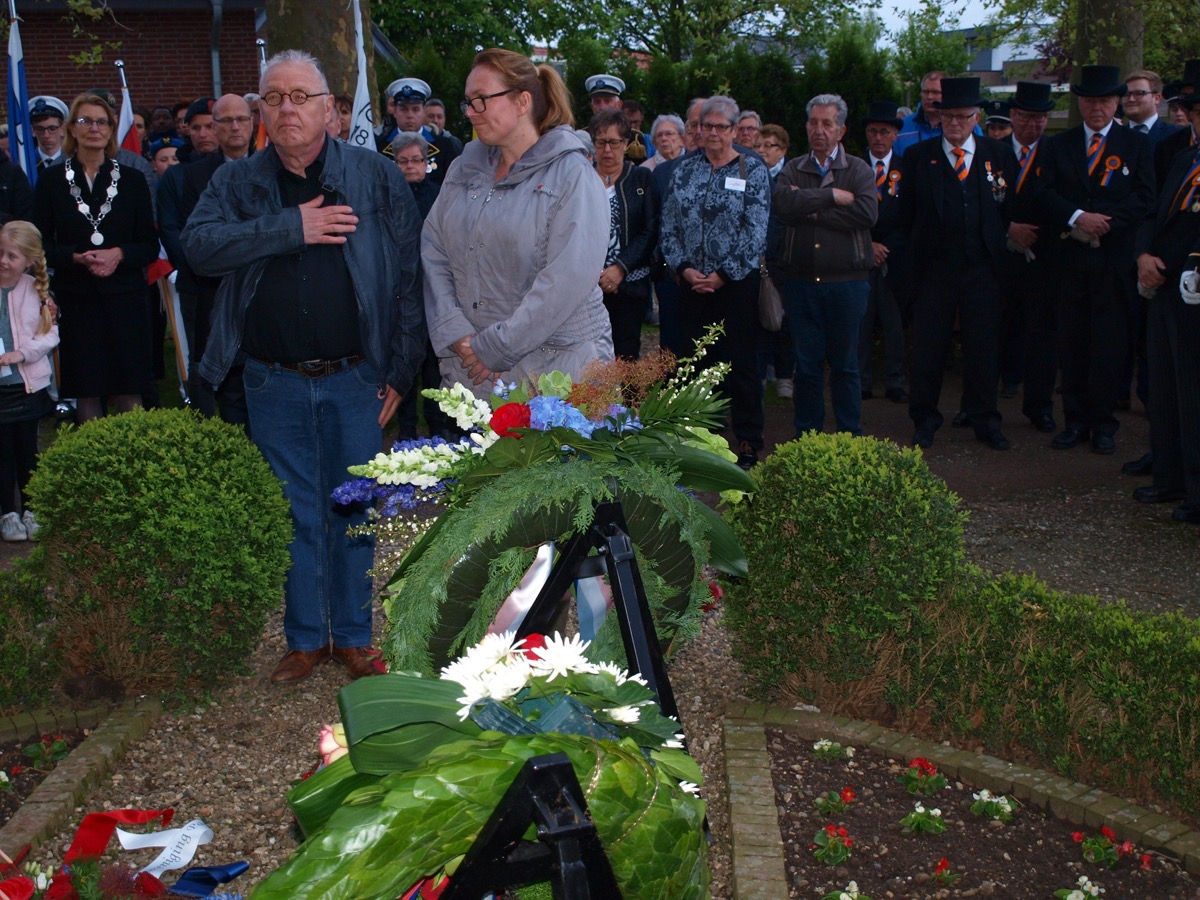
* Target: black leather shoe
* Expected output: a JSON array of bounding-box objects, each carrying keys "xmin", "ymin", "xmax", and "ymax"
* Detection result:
[
  {"xmin": 1134, "ymin": 485, "xmax": 1186, "ymax": 504},
  {"xmin": 913, "ymin": 430, "xmax": 934, "ymax": 449},
  {"xmin": 885, "ymin": 387, "xmax": 908, "ymax": 403},
  {"xmin": 978, "ymin": 431, "xmax": 1011, "ymax": 451},
  {"xmin": 951, "ymin": 410, "xmax": 970, "ymax": 428},
  {"xmin": 1029, "ymin": 414, "xmax": 1056, "ymax": 433},
  {"xmin": 1172, "ymin": 504, "xmax": 1200, "ymax": 524},
  {"xmin": 1091, "ymin": 434, "xmax": 1116, "ymax": 454},
  {"xmin": 1051, "ymin": 426, "xmax": 1090, "ymax": 449},
  {"xmin": 1121, "ymin": 452, "xmax": 1153, "ymax": 477},
  {"xmin": 1000, "ymin": 383, "xmax": 1019, "ymax": 399}
]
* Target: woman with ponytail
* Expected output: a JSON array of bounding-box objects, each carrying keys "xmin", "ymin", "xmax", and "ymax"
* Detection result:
[
  {"xmin": 422, "ymin": 48, "xmax": 612, "ymax": 398},
  {"xmin": 0, "ymin": 220, "xmax": 59, "ymax": 541}
]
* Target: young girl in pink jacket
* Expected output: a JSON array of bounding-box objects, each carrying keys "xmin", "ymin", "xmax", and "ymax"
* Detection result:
[{"xmin": 0, "ymin": 220, "xmax": 59, "ymax": 542}]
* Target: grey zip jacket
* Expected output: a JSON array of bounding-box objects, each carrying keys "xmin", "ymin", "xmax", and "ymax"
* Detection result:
[{"xmin": 422, "ymin": 125, "xmax": 613, "ymax": 394}]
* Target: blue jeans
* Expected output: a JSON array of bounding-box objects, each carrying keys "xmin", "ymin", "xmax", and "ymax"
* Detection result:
[
  {"xmin": 243, "ymin": 357, "xmax": 382, "ymax": 651},
  {"xmin": 783, "ymin": 279, "xmax": 869, "ymax": 437}
]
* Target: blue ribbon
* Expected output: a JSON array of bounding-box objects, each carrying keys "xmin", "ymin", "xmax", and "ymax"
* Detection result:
[{"xmin": 169, "ymin": 861, "xmax": 249, "ymax": 897}]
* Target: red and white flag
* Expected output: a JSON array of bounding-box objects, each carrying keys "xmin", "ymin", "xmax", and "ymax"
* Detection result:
[{"xmin": 116, "ymin": 77, "xmax": 140, "ymax": 153}]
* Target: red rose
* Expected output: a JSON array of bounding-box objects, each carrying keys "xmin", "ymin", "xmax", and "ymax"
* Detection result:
[
  {"xmin": 1140, "ymin": 853, "xmax": 1153, "ymax": 870},
  {"xmin": 489, "ymin": 402, "xmax": 531, "ymax": 438},
  {"xmin": 1072, "ymin": 832, "xmax": 1084, "ymax": 843},
  {"xmin": 520, "ymin": 633, "xmax": 547, "ymax": 660}
]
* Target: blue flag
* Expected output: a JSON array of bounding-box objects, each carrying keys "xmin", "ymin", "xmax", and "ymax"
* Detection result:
[{"xmin": 6, "ymin": 4, "xmax": 36, "ymax": 187}]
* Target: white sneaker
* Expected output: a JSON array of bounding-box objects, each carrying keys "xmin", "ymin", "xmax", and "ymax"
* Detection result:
[
  {"xmin": 21, "ymin": 511, "xmax": 39, "ymax": 540},
  {"xmin": 1, "ymin": 512, "xmax": 27, "ymax": 542},
  {"xmin": 776, "ymin": 378, "xmax": 794, "ymax": 399}
]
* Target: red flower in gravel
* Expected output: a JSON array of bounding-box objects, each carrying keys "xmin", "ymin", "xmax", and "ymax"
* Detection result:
[
  {"xmin": 1072, "ymin": 831, "xmax": 1084, "ymax": 843},
  {"xmin": 1140, "ymin": 853, "xmax": 1153, "ymax": 870},
  {"xmin": 840, "ymin": 786, "xmax": 856, "ymax": 803},
  {"xmin": 844, "ymin": 838, "xmax": 853, "ymax": 848},
  {"xmin": 701, "ymin": 580, "xmax": 723, "ymax": 611},
  {"xmin": 825, "ymin": 824, "xmax": 837, "ymax": 836},
  {"xmin": 1100, "ymin": 825, "xmax": 1116, "ymax": 841},
  {"xmin": 9, "ymin": 765, "xmax": 23, "ymax": 775},
  {"xmin": 1119, "ymin": 840, "xmax": 1134, "ymax": 856},
  {"xmin": 489, "ymin": 402, "xmax": 531, "ymax": 438},
  {"xmin": 935, "ymin": 857, "xmax": 950, "ymax": 875}
]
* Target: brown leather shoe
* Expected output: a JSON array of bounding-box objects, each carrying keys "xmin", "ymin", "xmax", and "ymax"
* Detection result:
[
  {"xmin": 332, "ymin": 645, "xmax": 384, "ymax": 679},
  {"xmin": 270, "ymin": 647, "xmax": 331, "ymax": 684}
]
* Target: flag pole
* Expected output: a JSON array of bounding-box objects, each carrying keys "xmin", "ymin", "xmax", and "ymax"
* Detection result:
[
  {"xmin": 256, "ymin": 38, "xmax": 267, "ymax": 74},
  {"xmin": 114, "ymin": 58, "xmax": 128, "ymax": 90}
]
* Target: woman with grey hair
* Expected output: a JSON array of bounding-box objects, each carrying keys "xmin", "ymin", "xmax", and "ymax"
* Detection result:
[
  {"xmin": 391, "ymin": 131, "xmax": 439, "ymax": 219},
  {"xmin": 660, "ymin": 94, "xmax": 770, "ymax": 468},
  {"xmin": 641, "ymin": 114, "xmax": 685, "ymax": 171}
]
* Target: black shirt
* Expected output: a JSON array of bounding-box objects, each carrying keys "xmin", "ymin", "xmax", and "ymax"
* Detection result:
[{"xmin": 242, "ymin": 138, "xmax": 361, "ymax": 364}]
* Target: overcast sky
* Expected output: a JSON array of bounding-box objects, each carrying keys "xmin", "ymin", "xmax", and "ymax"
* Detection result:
[{"xmin": 875, "ymin": 0, "xmax": 991, "ymax": 40}]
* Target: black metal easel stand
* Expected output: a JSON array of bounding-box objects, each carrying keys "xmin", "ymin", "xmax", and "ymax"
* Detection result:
[
  {"xmin": 446, "ymin": 498, "xmax": 685, "ymax": 897},
  {"xmin": 440, "ymin": 752, "xmax": 621, "ymax": 900},
  {"xmin": 513, "ymin": 498, "xmax": 680, "ymax": 721}
]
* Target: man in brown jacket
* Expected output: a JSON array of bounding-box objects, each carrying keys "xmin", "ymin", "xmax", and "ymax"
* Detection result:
[{"xmin": 771, "ymin": 93, "xmax": 877, "ymax": 437}]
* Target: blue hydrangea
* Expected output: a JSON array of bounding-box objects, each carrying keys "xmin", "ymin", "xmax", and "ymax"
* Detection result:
[{"xmin": 527, "ymin": 395, "xmax": 597, "ymax": 437}]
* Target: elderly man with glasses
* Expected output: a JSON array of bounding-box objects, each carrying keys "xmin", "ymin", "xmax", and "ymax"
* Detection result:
[{"xmin": 183, "ymin": 50, "xmax": 426, "ymax": 686}]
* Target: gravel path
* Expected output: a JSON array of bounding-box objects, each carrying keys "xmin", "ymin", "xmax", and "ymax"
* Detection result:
[{"xmin": 17, "ymin": 368, "xmax": 1200, "ymax": 897}]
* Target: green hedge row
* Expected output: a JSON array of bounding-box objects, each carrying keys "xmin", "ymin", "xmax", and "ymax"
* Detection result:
[{"xmin": 727, "ymin": 434, "xmax": 1200, "ymax": 818}]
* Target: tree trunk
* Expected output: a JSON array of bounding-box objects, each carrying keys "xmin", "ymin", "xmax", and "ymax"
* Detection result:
[
  {"xmin": 1072, "ymin": 0, "xmax": 1143, "ymax": 87},
  {"xmin": 264, "ymin": 0, "xmax": 377, "ymax": 117}
]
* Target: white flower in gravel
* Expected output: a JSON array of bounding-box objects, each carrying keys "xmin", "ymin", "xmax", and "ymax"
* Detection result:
[
  {"xmin": 604, "ymin": 705, "xmax": 641, "ymax": 724},
  {"xmin": 814, "ymin": 739, "xmax": 832, "ymax": 752},
  {"xmin": 0, "ymin": 771, "xmax": 8, "ymax": 785},
  {"xmin": 914, "ymin": 802, "xmax": 926, "ymax": 813},
  {"xmin": 679, "ymin": 781, "xmax": 700, "ymax": 795},
  {"xmin": 845, "ymin": 747, "xmax": 855, "ymax": 757},
  {"xmin": 528, "ymin": 632, "xmax": 597, "ymax": 681},
  {"xmin": 839, "ymin": 882, "xmax": 861, "ymax": 899},
  {"xmin": 929, "ymin": 808, "xmax": 942, "ymax": 817},
  {"xmin": 974, "ymin": 789, "xmax": 993, "ymax": 801}
]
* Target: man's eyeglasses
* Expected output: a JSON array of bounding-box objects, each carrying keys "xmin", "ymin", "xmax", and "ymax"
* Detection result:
[
  {"xmin": 699, "ymin": 122, "xmax": 733, "ymax": 133},
  {"xmin": 261, "ymin": 90, "xmax": 329, "ymax": 107},
  {"xmin": 460, "ymin": 89, "xmax": 516, "ymax": 115},
  {"xmin": 214, "ymin": 115, "xmax": 253, "ymax": 126},
  {"xmin": 32, "ymin": 124, "xmax": 60, "ymax": 135},
  {"xmin": 1124, "ymin": 90, "xmax": 1155, "ymax": 99},
  {"xmin": 594, "ymin": 138, "xmax": 628, "ymax": 149},
  {"xmin": 74, "ymin": 117, "xmax": 111, "ymax": 129},
  {"xmin": 940, "ymin": 112, "xmax": 977, "ymax": 123}
]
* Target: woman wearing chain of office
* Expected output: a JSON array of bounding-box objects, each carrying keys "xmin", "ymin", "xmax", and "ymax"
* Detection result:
[{"xmin": 32, "ymin": 93, "xmax": 157, "ymax": 422}]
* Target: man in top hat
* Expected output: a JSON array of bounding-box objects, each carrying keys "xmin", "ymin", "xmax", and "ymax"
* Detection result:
[
  {"xmin": 1129, "ymin": 89, "xmax": 1200, "ymax": 525},
  {"xmin": 898, "ymin": 76, "xmax": 1017, "ymax": 451},
  {"xmin": 982, "ymin": 100, "xmax": 1013, "ymax": 142},
  {"xmin": 858, "ymin": 100, "xmax": 908, "ymax": 404},
  {"xmin": 28, "ymin": 96, "xmax": 68, "ymax": 169},
  {"xmin": 1036, "ymin": 64, "xmax": 1156, "ymax": 454},
  {"xmin": 379, "ymin": 77, "xmax": 460, "ymax": 183},
  {"xmin": 1000, "ymin": 81, "xmax": 1060, "ymax": 435}
]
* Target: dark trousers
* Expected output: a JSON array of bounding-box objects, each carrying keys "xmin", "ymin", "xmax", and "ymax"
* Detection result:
[
  {"xmin": 604, "ymin": 285, "xmax": 648, "ymax": 360},
  {"xmin": 1001, "ymin": 254, "xmax": 1059, "ymax": 422},
  {"xmin": 680, "ymin": 275, "xmax": 764, "ymax": 451},
  {"xmin": 1056, "ymin": 246, "xmax": 1129, "ymax": 436},
  {"xmin": 0, "ymin": 416, "xmax": 39, "ymax": 514},
  {"xmin": 858, "ymin": 267, "xmax": 906, "ymax": 394},
  {"xmin": 182, "ymin": 286, "xmax": 249, "ymax": 432},
  {"xmin": 1147, "ymin": 282, "xmax": 1200, "ymax": 504},
  {"xmin": 655, "ymin": 278, "xmax": 684, "ymax": 357},
  {"xmin": 909, "ymin": 263, "xmax": 1003, "ymax": 436}
]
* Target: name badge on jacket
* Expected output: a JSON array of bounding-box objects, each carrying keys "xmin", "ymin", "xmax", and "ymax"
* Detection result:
[{"xmin": 725, "ymin": 177, "xmax": 746, "ymax": 192}]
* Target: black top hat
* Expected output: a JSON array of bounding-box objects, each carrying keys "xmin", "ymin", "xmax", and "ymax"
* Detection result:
[
  {"xmin": 982, "ymin": 100, "xmax": 1011, "ymax": 122},
  {"xmin": 1165, "ymin": 60, "xmax": 1200, "ymax": 102},
  {"xmin": 861, "ymin": 100, "xmax": 902, "ymax": 129},
  {"xmin": 933, "ymin": 77, "xmax": 984, "ymax": 109},
  {"xmin": 1070, "ymin": 65, "xmax": 1126, "ymax": 98},
  {"xmin": 1010, "ymin": 81, "xmax": 1055, "ymax": 112}
]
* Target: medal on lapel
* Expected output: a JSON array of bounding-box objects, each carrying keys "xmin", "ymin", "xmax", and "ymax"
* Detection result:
[{"xmin": 888, "ymin": 170, "xmax": 901, "ymax": 197}]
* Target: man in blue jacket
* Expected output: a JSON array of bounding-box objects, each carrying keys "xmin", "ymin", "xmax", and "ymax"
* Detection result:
[{"xmin": 183, "ymin": 50, "xmax": 426, "ymax": 685}]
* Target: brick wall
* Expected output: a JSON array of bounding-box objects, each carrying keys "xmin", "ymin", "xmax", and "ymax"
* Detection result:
[{"xmin": 5, "ymin": 8, "xmax": 262, "ymax": 118}]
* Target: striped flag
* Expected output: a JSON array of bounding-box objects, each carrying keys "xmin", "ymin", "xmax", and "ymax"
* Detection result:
[
  {"xmin": 346, "ymin": 0, "xmax": 374, "ymax": 149},
  {"xmin": 114, "ymin": 63, "xmax": 141, "ymax": 154},
  {"xmin": 6, "ymin": 2, "xmax": 37, "ymax": 186}
]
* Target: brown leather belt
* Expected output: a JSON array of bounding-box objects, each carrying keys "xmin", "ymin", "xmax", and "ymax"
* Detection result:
[{"xmin": 251, "ymin": 355, "xmax": 367, "ymax": 378}]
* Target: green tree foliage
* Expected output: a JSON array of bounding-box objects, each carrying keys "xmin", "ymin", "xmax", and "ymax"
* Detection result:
[{"xmin": 890, "ymin": 3, "xmax": 973, "ymax": 103}]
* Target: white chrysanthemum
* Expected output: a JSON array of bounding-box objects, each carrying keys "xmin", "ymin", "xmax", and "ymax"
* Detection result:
[
  {"xmin": 528, "ymin": 632, "xmax": 597, "ymax": 681},
  {"xmin": 468, "ymin": 631, "xmax": 522, "ymax": 669},
  {"xmin": 452, "ymin": 675, "xmax": 490, "ymax": 720},
  {"xmin": 604, "ymin": 705, "xmax": 641, "ymax": 724},
  {"xmin": 594, "ymin": 660, "xmax": 631, "ymax": 684},
  {"xmin": 679, "ymin": 781, "xmax": 700, "ymax": 795},
  {"xmin": 485, "ymin": 658, "xmax": 532, "ymax": 701}
]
